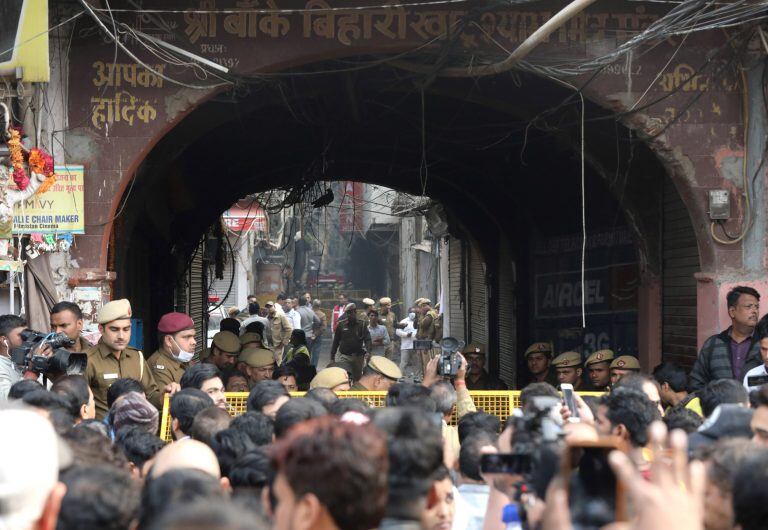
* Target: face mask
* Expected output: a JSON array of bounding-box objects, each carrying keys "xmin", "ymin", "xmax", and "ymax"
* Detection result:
[
  {"xmin": 408, "ymin": 312, "xmax": 416, "ymax": 320},
  {"xmin": 171, "ymin": 337, "xmax": 194, "ymax": 363}
]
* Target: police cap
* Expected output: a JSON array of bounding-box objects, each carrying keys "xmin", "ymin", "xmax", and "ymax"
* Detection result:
[
  {"xmin": 212, "ymin": 331, "xmax": 241, "ymax": 354},
  {"xmin": 157, "ymin": 312, "xmax": 194, "ymax": 334},
  {"xmin": 610, "ymin": 355, "xmax": 640, "ymax": 371},
  {"xmin": 552, "ymin": 351, "xmax": 582, "ymax": 368},
  {"xmin": 240, "ymin": 347, "xmax": 275, "ymax": 368},
  {"xmin": 240, "ymin": 332, "xmax": 262, "ymax": 347},
  {"xmin": 310, "ymin": 367, "xmax": 349, "ymax": 390},
  {"xmin": 585, "ymin": 349, "xmax": 615, "ymax": 367},
  {"xmin": 367, "ymin": 356, "xmax": 402, "ymax": 380},
  {"xmin": 524, "ymin": 341, "xmax": 553, "ymax": 358},
  {"xmin": 96, "ymin": 299, "xmax": 132, "ymax": 325},
  {"xmin": 462, "ymin": 343, "xmax": 486, "ymax": 356}
]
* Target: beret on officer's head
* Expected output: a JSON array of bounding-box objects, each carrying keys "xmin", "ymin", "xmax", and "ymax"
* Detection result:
[
  {"xmin": 362, "ymin": 298, "xmax": 375, "ymax": 306},
  {"xmin": 310, "ymin": 367, "xmax": 349, "ymax": 390},
  {"xmin": 157, "ymin": 312, "xmax": 194, "ymax": 334},
  {"xmin": 379, "ymin": 297, "xmax": 392, "ymax": 305},
  {"xmin": 212, "ymin": 331, "xmax": 241, "ymax": 354},
  {"xmin": 96, "ymin": 299, "xmax": 132, "ymax": 325},
  {"xmin": 240, "ymin": 332, "xmax": 262, "ymax": 346}
]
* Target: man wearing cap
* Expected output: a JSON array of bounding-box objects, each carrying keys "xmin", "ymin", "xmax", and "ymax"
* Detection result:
[
  {"xmin": 416, "ymin": 299, "xmax": 439, "ymax": 342},
  {"xmin": 241, "ymin": 347, "xmax": 276, "ymax": 388},
  {"xmin": 310, "ymin": 367, "xmax": 351, "ymax": 391},
  {"xmin": 266, "ymin": 301, "xmax": 293, "ymax": 361},
  {"xmin": 610, "ymin": 355, "xmax": 641, "ymax": 386},
  {"xmin": 378, "ymin": 297, "xmax": 400, "ymax": 358},
  {"xmin": 551, "ymin": 351, "xmax": 584, "ymax": 390},
  {"xmin": 584, "ymin": 349, "xmax": 614, "ymax": 391},
  {"xmin": 330, "ymin": 303, "xmax": 372, "ymax": 381},
  {"xmin": 524, "ymin": 341, "xmax": 559, "ymax": 387},
  {"xmin": 350, "ymin": 356, "xmax": 402, "ymax": 391},
  {"xmin": 463, "ymin": 343, "xmax": 507, "ymax": 391},
  {"xmin": 206, "ymin": 331, "xmax": 241, "ymax": 371},
  {"xmin": 147, "ymin": 312, "xmax": 196, "ymax": 390},
  {"xmin": 85, "ymin": 299, "xmax": 161, "ymax": 419}
]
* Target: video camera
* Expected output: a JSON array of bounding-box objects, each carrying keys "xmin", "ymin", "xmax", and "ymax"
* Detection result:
[
  {"xmin": 481, "ymin": 396, "xmax": 564, "ymax": 499},
  {"xmin": 10, "ymin": 330, "xmax": 87, "ymax": 376},
  {"xmin": 436, "ymin": 336, "xmax": 464, "ymax": 377}
]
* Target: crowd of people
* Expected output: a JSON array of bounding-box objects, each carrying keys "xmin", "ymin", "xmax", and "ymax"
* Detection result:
[{"xmin": 2, "ymin": 286, "xmax": 768, "ymax": 529}]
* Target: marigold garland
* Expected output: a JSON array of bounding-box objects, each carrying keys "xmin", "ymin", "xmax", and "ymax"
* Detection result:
[{"xmin": 5, "ymin": 130, "xmax": 56, "ymax": 192}]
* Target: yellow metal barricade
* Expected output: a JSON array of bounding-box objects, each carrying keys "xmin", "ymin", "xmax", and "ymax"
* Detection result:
[{"xmin": 159, "ymin": 390, "xmax": 604, "ymax": 442}]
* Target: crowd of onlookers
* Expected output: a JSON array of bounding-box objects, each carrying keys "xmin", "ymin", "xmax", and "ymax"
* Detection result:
[{"xmin": 4, "ymin": 285, "xmax": 768, "ymax": 529}]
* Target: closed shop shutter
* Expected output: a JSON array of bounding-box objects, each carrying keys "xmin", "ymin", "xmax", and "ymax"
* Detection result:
[
  {"xmin": 662, "ymin": 179, "xmax": 699, "ymax": 367},
  {"xmin": 448, "ymin": 237, "xmax": 465, "ymax": 341},
  {"xmin": 497, "ymin": 244, "xmax": 516, "ymax": 387},
  {"xmin": 468, "ymin": 242, "xmax": 488, "ymax": 347},
  {"xmin": 209, "ymin": 257, "xmax": 239, "ymax": 309}
]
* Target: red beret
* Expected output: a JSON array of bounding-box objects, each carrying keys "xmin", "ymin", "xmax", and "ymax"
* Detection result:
[{"xmin": 157, "ymin": 312, "xmax": 194, "ymax": 334}]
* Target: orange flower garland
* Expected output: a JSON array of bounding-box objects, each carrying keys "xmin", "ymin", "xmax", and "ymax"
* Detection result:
[{"xmin": 5, "ymin": 129, "xmax": 55, "ymax": 192}]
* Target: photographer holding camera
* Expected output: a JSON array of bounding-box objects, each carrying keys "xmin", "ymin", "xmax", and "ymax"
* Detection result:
[
  {"xmin": 49, "ymin": 301, "xmax": 92, "ymax": 354},
  {"xmin": 0, "ymin": 314, "xmax": 27, "ymax": 398}
]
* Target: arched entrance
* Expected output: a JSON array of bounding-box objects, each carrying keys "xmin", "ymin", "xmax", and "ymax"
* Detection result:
[{"xmin": 107, "ymin": 63, "xmax": 698, "ymax": 385}]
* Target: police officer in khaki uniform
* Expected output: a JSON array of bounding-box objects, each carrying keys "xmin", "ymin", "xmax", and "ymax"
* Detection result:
[
  {"xmin": 585, "ymin": 349, "xmax": 614, "ymax": 390},
  {"xmin": 524, "ymin": 341, "xmax": 559, "ymax": 387},
  {"xmin": 265, "ymin": 301, "xmax": 293, "ymax": 361},
  {"xmin": 350, "ymin": 356, "xmax": 402, "ymax": 391},
  {"xmin": 378, "ymin": 297, "xmax": 398, "ymax": 358},
  {"xmin": 206, "ymin": 331, "xmax": 241, "ymax": 371},
  {"xmin": 610, "ymin": 355, "xmax": 641, "ymax": 386},
  {"xmin": 85, "ymin": 299, "xmax": 161, "ymax": 419},
  {"xmin": 241, "ymin": 347, "xmax": 276, "ymax": 388},
  {"xmin": 147, "ymin": 312, "xmax": 195, "ymax": 391},
  {"xmin": 416, "ymin": 299, "xmax": 439, "ymax": 341},
  {"xmin": 551, "ymin": 351, "xmax": 584, "ymax": 390}
]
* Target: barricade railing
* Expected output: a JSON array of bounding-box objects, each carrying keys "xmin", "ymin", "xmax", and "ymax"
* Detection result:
[{"xmin": 159, "ymin": 390, "xmax": 604, "ymax": 442}]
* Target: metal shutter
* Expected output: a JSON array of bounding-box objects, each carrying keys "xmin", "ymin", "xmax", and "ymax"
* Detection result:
[
  {"xmin": 468, "ymin": 242, "xmax": 488, "ymax": 347},
  {"xmin": 662, "ymin": 179, "xmax": 700, "ymax": 368},
  {"xmin": 209, "ymin": 257, "xmax": 239, "ymax": 309},
  {"xmin": 448, "ymin": 237, "xmax": 465, "ymax": 341},
  {"xmin": 497, "ymin": 244, "xmax": 516, "ymax": 387}
]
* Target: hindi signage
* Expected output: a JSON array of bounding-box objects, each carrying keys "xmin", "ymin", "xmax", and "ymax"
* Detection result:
[{"xmin": 13, "ymin": 165, "xmax": 85, "ymax": 234}]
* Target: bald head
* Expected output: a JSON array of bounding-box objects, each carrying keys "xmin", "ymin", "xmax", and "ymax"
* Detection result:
[{"xmin": 150, "ymin": 439, "xmax": 221, "ymax": 479}]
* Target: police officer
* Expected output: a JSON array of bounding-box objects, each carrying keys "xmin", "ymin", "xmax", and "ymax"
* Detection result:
[
  {"xmin": 206, "ymin": 331, "xmax": 241, "ymax": 371},
  {"xmin": 266, "ymin": 301, "xmax": 293, "ymax": 361},
  {"xmin": 463, "ymin": 343, "xmax": 507, "ymax": 390},
  {"xmin": 378, "ymin": 297, "xmax": 399, "ymax": 358},
  {"xmin": 585, "ymin": 349, "xmax": 614, "ymax": 390},
  {"xmin": 310, "ymin": 367, "xmax": 351, "ymax": 392},
  {"xmin": 330, "ymin": 303, "xmax": 372, "ymax": 382},
  {"xmin": 350, "ymin": 356, "xmax": 402, "ymax": 391},
  {"xmin": 241, "ymin": 347, "xmax": 276, "ymax": 388},
  {"xmin": 524, "ymin": 341, "xmax": 558, "ymax": 387},
  {"xmin": 85, "ymin": 299, "xmax": 161, "ymax": 419},
  {"xmin": 147, "ymin": 312, "xmax": 195, "ymax": 391},
  {"xmin": 551, "ymin": 351, "xmax": 584, "ymax": 390},
  {"xmin": 610, "ymin": 355, "xmax": 641, "ymax": 386},
  {"xmin": 416, "ymin": 299, "xmax": 439, "ymax": 341}
]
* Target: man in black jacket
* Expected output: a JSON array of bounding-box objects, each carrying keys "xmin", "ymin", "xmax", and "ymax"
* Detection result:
[{"xmin": 690, "ymin": 286, "xmax": 762, "ymax": 391}]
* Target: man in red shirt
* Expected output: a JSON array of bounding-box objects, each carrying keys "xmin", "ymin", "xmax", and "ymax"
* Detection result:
[{"xmin": 331, "ymin": 293, "xmax": 348, "ymax": 332}]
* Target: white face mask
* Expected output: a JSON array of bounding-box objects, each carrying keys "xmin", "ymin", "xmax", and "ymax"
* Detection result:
[
  {"xmin": 408, "ymin": 312, "xmax": 416, "ymax": 320},
  {"xmin": 171, "ymin": 337, "xmax": 194, "ymax": 363}
]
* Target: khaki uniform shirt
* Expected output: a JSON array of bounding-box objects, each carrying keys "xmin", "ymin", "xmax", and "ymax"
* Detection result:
[
  {"xmin": 85, "ymin": 342, "xmax": 161, "ymax": 420},
  {"xmin": 268, "ymin": 313, "xmax": 293, "ymax": 352},
  {"xmin": 417, "ymin": 310, "xmax": 439, "ymax": 341},
  {"xmin": 314, "ymin": 309, "xmax": 328, "ymax": 339},
  {"xmin": 350, "ymin": 381, "xmax": 369, "ymax": 391},
  {"xmin": 147, "ymin": 348, "xmax": 186, "ymax": 389}
]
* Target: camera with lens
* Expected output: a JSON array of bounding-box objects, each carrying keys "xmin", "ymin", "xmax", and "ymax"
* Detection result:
[
  {"xmin": 481, "ymin": 396, "xmax": 564, "ymax": 499},
  {"xmin": 10, "ymin": 330, "xmax": 87, "ymax": 376},
  {"xmin": 436, "ymin": 336, "xmax": 464, "ymax": 377}
]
